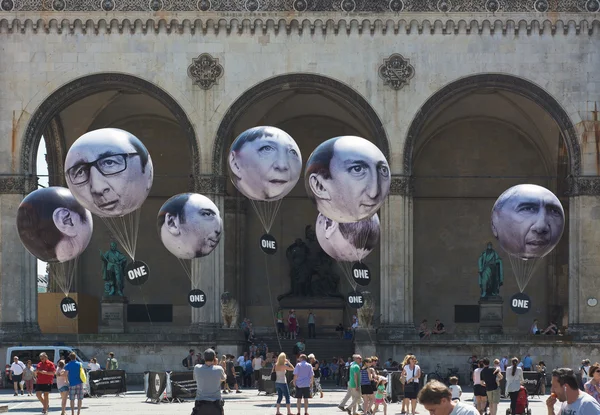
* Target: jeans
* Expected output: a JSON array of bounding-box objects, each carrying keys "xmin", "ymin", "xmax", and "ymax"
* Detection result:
[
  {"xmin": 276, "ymin": 383, "xmax": 290, "ymax": 405},
  {"xmin": 308, "ymin": 323, "xmax": 316, "ymax": 338},
  {"xmin": 509, "ymin": 391, "xmax": 519, "ymax": 413}
]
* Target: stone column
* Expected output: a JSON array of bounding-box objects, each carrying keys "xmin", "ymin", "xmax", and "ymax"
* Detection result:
[
  {"xmin": 190, "ymin": 176, "xmax": 226, "ymax": 333},
  {"xmin": 378, "ymin": 176, "xmax": 415, "ymax": 339},
  {"xmin": 566, "ymin": 177, "xmax": 600, "ymax": 338},
  {"xmin": 223, "ymin": 197, "xmax": 246, "ymax": 315},
  {"xmin": 0, "ymin": 177, "xmax": 40, "ymax": 335}
]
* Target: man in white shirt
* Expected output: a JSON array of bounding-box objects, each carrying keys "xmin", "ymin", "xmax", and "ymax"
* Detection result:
[
  {"xmin": 546, "ymin": 367, "xmax": 600, "ymax": 415},
  {"xmin": 10, "ymin": 356, "xmax": 26, "ymax": 396},
  {"xmin": 237, "ymin": 352, "xmax": 247, "ymax": 367},
  {"xmin": 418, "ymin": 380, "xmax": 479, "ymax": 415},
  {"xmin": 500, "ymin": 356, "xmax": 509, "ymax": 372}
]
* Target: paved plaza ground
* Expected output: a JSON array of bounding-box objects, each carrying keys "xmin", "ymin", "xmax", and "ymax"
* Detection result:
[{"xmin": 0, "ymin": 386, "xmax": 554, "ymax": 414}]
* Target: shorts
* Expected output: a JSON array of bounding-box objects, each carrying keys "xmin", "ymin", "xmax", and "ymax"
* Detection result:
[
  {"xmin": 193, "ymin": 400, "xmax": 224, "ymax": 415},
  {"xmin": 486, "ymin": 388, "xmax": 500, "ymax": 404},
  {"xmin": 254, "ymin": 371, "xmax": 261, "ymax": 382},
  {"xmin": 295, "ymin": 387, "xmax": 311, "ymax": 399},
  {"xmin": 11, "ymin": 374, "xmax": 22, "ymax": 383},
  {"xmin": 226, "ymin": 376, "xmax": 237, "ymax": 387},
  {"xmin": 69, "ymin": 383, "xmax": 84, "ymax": 400},
  {"xmin": 473, "ymin": 385, "xmax": 487, "ymax": 397},
  {"xmin": 375, "ymin": 398, "xmax": 385, "ymax": 404},
  {"xmin": 36, "ymin": 383, "xmax": 52, "ymax": 393},
  {"xmin": 58, "ymin": 386, "xmax": 69, "ymax": 393},
  {"xmin": 361, "ymin": 384, "xmax": 374, "ymax": 395}
]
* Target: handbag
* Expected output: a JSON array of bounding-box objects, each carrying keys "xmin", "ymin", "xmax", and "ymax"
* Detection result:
[
  {"xmin": 270, "ymin": 367, "xmax": 277, "ymax": 382},
  {"xmin": 80, "ymin": 364, "xmax": 87, "ymax": 383}
]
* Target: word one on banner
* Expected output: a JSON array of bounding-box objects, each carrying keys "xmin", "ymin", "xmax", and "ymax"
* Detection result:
[
  {"xmin": 60, "ymin": 297, "xmax": 78, "ymax": 319},
  {"xmin": 188, "ymin": 289, "xmax": 207, "ymax": 308},
  {"xmin": 352, "ymin": 262, "xmax": 371, "ymax": 286},
  {"xmin": 510, "ymin": 292, "xmax": 531, "ymax": 315},
  {"xmin": 260, "ymin": 234, "xmax": 277, "ymax": 255},
  {"xmin": 126, "ymin": 261, "xmax": 150, "ymax": 286},
  {"xmin": 347, "ymin": 291, "xmax": 365, "ymax": 309}
]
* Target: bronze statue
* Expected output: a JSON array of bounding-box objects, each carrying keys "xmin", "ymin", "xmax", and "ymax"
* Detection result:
[
  {"xmin": 478, "ymin": 242, "xmax": 503, "ymax": 298},
  {"xmin": 279, "ymin": 225, "xmax": 342, "ymax": 299},
  {"xmin": 100, "ymin": 242, "xmax": 128, "ymax": 297}
]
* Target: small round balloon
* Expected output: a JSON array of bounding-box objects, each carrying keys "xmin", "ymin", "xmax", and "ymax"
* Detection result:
[
  {"xmin": 17, "ymin": 187, "xmax": 93, "ymax": 263},
  {"xmin": 157, "ymin": 193, "xmax": 222, "ymax": 259},
  {"xmin": 315, "ymin": 213, "xmax": 380, "ymax": 262},
  {"xmin": 491, "ymin": 184, "xmax": 565, "ymax": 259},
  {"xmin": 64, "ymin": 128, "xmax": 154, "ymax": 217},
  {"xmin": 305, "ymin": 136, "xmax": 390, "ymax": 223},
  {"xmin": 227, "ymin": 126, "xmax": 302, "ymax": 201}
]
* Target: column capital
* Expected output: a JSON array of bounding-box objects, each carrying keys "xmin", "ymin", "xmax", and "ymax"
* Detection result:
[
  {"xmin": 390, "ymin": 175, "xmax": 414, "ymax": 196},
  {"xmin": 566, "ymin": 176, "xmax": 600, "ymax": 196},
  {"xmin": 193, "ymin": 174, "xmax": 226, "ymax": 195},
  {"xmin": 0, "ymin": 175, "xmax": 37, "ymax": 194}
]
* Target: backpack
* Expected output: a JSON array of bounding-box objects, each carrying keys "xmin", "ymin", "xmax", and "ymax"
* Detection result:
[{"xmin": 182, "ymin": 357, "xmax": 189, "ymax": 368}]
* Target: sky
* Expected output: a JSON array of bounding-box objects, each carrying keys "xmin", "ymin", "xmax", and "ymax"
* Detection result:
[{"xmin": 36, "ymin": 138, "xmax": 49, "ymax": 276}]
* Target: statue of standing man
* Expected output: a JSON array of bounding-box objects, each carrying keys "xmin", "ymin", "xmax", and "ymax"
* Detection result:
[
  {"xmin": 100, "ymin": 242, "xmax": 128, "ymax": 297},
  {"xmin": 478, "ymin": 242, "xmax": 503, "ymax": 298}
]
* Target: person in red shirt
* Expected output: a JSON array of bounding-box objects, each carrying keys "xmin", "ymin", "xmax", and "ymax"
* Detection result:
[{"xmin": 35, "ymin": 352, "xmax": 56, "ymax": 414}]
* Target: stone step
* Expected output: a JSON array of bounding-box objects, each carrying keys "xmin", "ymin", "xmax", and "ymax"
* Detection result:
[{"xmin": 261, "ymin": 338, "xmax": 355, "ymax": 363}]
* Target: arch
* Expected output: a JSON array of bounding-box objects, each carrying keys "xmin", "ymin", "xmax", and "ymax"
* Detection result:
[
  {"xmin": 403, "ymin": 73, "xmax": 581, "ymax": 177},
  {"xmin": 21, "ymin": 73, "xmax": 200, "ymax": 179},
  {"xmin": 212, "ymin": 73, "xmax": 390, "ymax": 175}
]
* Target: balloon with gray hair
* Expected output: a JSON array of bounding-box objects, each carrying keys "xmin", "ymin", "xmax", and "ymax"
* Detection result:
[{"xmin": 491, "ymin": 184, "xmax": 564, "ymax": 259}]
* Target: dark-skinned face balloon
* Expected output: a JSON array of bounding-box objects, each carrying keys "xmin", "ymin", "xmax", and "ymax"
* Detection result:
[
  {"xmin": 305, "ymin": 136, "xmax": 390, "ymax": 223},
  {"xmin": 227, "ymin": 126, "xmax": 302, "ymax": 202},
  {"xmin": 491, "ymin": 184, "xmax": 564, "ymax": 259},
  {"xmin": 158, "ymin": 193, "xmax": 223, "ymax": 259},
  {"xmin": 17, "ymin": 187, "xmax": 93, "ymax": 263},
  {"xmin": 64, "ymin": 128, "xmax": 154, "ymax": 217}
]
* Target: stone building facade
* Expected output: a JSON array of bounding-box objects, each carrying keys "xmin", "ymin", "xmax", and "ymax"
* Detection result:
[{"xmin": 1, "ymin": 0, "xmax": 600, "ymax": 372}]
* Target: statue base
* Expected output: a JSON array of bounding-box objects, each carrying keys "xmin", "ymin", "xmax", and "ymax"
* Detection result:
[
  {"xmin": 479, "ymin": 296, "xmax": 503, "ymax": 335},
  {"xmin": 99, "ymin": 296, "xmax": 128, "ymax": 334},
  {"xmin": 278, "ymin": 296, "xmax": 345, "ymax": 329}
]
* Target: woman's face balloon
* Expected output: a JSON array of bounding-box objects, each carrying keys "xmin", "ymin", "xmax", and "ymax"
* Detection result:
[
  {"xmin": 305, "ymin": 136, "xmax": 390, "ymax": 223},
  {"xmin": 17, "ymin": 187, "xmax": 93, "ymax": 263},
  {"xmin": 491, "ymin": 184, "xmax": 564, "ymax": 259},
  {"xmin": 158, "ymin": 193, "xmax": 223, "ymax": 259},
  {"xmin": 315, "ymin": 213, "xmax": 380, "ymax": 262},
  {"xmin": 228, "ymin": 126, "xmax": 302, "ymax": 201},
  {"xmin": 64, "ymin": 128, "xmax": 154, "ymax": 217}
]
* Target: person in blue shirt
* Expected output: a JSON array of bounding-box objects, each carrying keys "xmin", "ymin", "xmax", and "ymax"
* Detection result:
[
  {"xmin": 64, "ymin": 352, "xmax": 84, "ymax": 415},
  {"xmin": 522, "ymin": 354, "xmax": 533, "ymax": 371}
]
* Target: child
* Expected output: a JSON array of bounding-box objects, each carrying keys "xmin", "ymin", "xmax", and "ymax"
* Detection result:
[
  {"xmin": 374, "ymin": 375, "xmax": 388, "ymax": 415},
  {"xmin": 449, "ymin": 376, "xmax": 462, "ymax": 401}
]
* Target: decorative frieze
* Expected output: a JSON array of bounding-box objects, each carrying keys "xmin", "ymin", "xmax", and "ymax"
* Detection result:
[
  {"xmin": 194, "ymin": 174, "xmax": 226, "ymax": 194},
  {"xmin": 0, "ymin": 0, "xmax": 597, "ymax": 12}
]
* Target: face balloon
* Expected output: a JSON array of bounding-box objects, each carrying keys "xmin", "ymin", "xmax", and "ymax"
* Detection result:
[
  {"xmin": 315, "ymin": 213, "xmax": 380, "ymax": 262},
  {"xmin": 228, "ymin": 126, "xmax": 302, "ymax": 201},
  {"xmin": 17, "ymin": 187, "xmax": 93, "ymax": 263},
  {"xmin": 158, "ymin": 193, "xmax": 223, "ymax": 259},
  {"xmin": 305, "ymin": 136, "xmax": 390, "ymax": 223},
  {"xmin": 491, "ymin": 184, "xmax": 565, "ymax": 259},
  {"xmin": 64, "ymin": 128, "xmax": 154, "ymax": 217}
]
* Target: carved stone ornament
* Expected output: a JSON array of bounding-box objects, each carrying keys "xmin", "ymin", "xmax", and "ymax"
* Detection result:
[
  {"xmin": 52, "ymin": 0, "xmax": 66, "ymax": 11},
  {"xmin": 340, "ymin": 0, "xmax": 355, "ymax": 12},
  {"xmin": 0, "ymin": 176, "xmax": 37, "ymax": 194},
  {"xmin": 534, "ymin": 0, "xmax": 548, "ymax": 12},
  {"xmin": 389, "ymin": 0, "xmax": 404, "ymax": 12},
  {"xmin": 197, "ymin": 0, "xmax": 211, "ymax": 11},
  {"xmin": 292, "ymin": 0, "xmax": 307, "ymax": 12},
  {"xmin": 0, "ymin": 0, "xmax": 14, "ymax": 11},
  {"xmin": 194, "ymin": 174, "xmax": 226, "ymax": 194},
  {"xmin": 586, "ymin": 0, "xmax": 600, "ymax": 12},
  {"xmin": 437, "ymin": 0, "xmax": 452, "ymax": 12},
  {"xmin": 566, "ymin": 176, "xmax": 600, "ymax": 196},
  {"xmin": 378, "ymin": 53, "xmax": 415, "ymax": 91},
  {"xmin": 390, "ymin": 175, "xmax": 414, "ymax": 196},
  {"xmin": 187, "ymin": 53, "xmax": 224, "ymax": 90}
]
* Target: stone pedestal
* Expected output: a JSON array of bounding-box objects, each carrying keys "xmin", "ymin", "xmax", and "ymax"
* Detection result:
[
  {"xmin": 278, "ymin": 296, "xmax": 345, "ymax": 328},
  {"xmin": 99, "ymin": 297, "xmax": 128, "ymax": 334},
  {"xmin": 479, "ymin": 297, "xmax": 503, "ymax": 335}
]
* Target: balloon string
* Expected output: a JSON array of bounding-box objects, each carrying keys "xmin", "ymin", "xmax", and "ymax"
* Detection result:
[
  {"xmin": 177, "ymin": 258, "xmax": 195, "ymax": 289},
  {"xmin": 249, "ymin": 200, "xmax": 283, "ymax": 234},
  {"xmin": 100, "ymin": 208, "xmax": 142, "ymax": 261},
  {"xmin": 263, "ymin": 254, "xmax": 282, "ymax": 353},
  {"xmin": 49, "ymin": 258, "xmax": 79, "ymax": 296}
]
